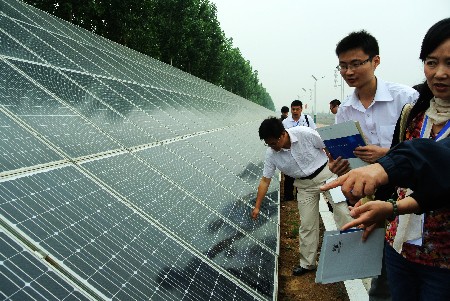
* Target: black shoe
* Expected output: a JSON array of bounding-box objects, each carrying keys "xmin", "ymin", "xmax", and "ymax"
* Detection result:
[{"xmin": 292, "ymin": 266, "xmax": 314, "ymax": 276}]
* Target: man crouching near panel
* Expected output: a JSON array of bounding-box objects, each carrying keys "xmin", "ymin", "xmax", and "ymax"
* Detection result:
[{"xmin": 251, "ymin": 117, "xmax": 353, "ymax": 276}]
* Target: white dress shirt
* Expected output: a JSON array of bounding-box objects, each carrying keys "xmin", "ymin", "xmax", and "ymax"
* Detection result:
[
  {"xmin": 262, "ymin": 126, "xmax": 327, "ymax": 179},
  {"xmin": 336, "ymin": 78, "xmax": 418, "ymax": 148},
  {"xmin": 282, "ymin": 113, "xmax": 317, "ymax": 129}
]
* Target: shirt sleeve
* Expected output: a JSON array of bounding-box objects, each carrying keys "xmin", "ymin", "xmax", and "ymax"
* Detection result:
[
  {"xmin": 335, "ymin": 107, "xmax": 346, "ymax": 124},
  {"xmin": 262, "ymin": 149, "xmax": 277, "ymax": 179},
  {"xmin": 306, "ymin": 128, "xmax": 325, "ymax": 149},
  {"xmin": 307, "ymin": 115, "xmax": 317, "ymax": 129},
  {"xmin": 377, "ymin": 138, "xmax": 450, "ymax": 212}
]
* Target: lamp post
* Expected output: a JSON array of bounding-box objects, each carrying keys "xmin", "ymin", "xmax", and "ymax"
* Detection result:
[
  {"xmin": 311, "ymin": 75, "xmax": 325, "ymax": 123},
  {"xmin": 334, "ymin": 69, "xmax": 345, "ymax": 101}
]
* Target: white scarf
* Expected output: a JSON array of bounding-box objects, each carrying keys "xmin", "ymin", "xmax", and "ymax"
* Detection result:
[{"xmin": 425, "ymin": 97, "xmax": 450, "ymax": 125}]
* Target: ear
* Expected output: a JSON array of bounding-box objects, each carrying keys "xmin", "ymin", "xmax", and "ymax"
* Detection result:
[{"xmin": 372, "ymin": 55, "xmax": 381, "ymax": 68}]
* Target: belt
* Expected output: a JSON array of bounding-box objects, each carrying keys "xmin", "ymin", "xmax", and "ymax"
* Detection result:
[{"xmin": 299, "ymin": 162, "xmax": 327, "ymax": 180}]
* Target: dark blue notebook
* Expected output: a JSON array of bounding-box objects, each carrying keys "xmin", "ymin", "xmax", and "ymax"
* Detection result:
[
  {"xmin": 323, "ymin": 134, "xmax": 366, "ymax": 160},
  {"xmin": 317, "ymin": 121, "xmax": 368, "ymax": 169}
]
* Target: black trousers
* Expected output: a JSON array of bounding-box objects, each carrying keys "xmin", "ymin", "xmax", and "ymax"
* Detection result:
[{"xmin": 283, "ymin": 174, "xmax": 295, "ymax": 201}]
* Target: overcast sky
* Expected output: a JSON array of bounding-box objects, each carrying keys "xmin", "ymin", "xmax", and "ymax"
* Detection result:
[{"xmin": 210, "ymin": 0, "xmax": 450, "ymax": 114}]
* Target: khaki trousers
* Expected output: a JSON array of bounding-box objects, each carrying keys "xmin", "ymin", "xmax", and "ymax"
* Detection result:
[{"xmin": 293, "ymin": 165, "xmax": 353, "ymax": 269}]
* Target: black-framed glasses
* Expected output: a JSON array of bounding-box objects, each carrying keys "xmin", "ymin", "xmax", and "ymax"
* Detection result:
[
  {"xmin": 264, "ymin": 136, "xmax": 282, "ymax": 147},
  {"xmin": 336, "ymin": 58, "xmax": 371, "ymax": 71}
]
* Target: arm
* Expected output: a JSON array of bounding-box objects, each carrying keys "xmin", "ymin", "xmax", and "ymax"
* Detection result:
[
  {"xmin": 321, "ymin": 162, "xmax": 387, "ymax": 204},
  {"xmin": 341, "ymin": 197, "xmax": 421, "ymax": 240},
  {"xmin": 378, "ymin": 137, "xmax": 450, "ymax": 212},
  {"xmin": 321, "ymin": 138, "xmax": 450, "ymax": 211},
  {"xmin": 251, "ymin": 176, "xmax": 272, "ymax": 220}
]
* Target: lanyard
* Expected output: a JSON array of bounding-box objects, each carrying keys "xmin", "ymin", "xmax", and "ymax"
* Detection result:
[{"xmin": 420, "ymin": 115, "xmax": 450, "ymax": 140}]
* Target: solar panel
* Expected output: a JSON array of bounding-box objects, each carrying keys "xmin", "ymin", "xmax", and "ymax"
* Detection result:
[
  {"xmin": 0, "ymin": 0, "xmax": 280, "ymax": 300},
  {"xmin": 0, "ymin": 228, "xmax": 92, "ymax": 300}
]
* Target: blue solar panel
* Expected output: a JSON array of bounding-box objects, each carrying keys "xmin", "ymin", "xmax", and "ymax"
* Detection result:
[{"xmin": 0, "ymin": 0, "xmax": 279, "ymax": 299}]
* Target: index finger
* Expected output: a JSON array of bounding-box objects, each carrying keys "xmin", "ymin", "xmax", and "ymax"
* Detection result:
[
  {"xmin": 320, "ymin": 173, "xmax": 349, "ymax": 191},
  {"xmin": 354, "ymin": 145, "xmax": 367, "ymax": 151}
]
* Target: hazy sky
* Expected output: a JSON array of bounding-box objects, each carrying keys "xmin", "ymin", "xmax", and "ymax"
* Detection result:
[{"xmin": 211, "ymin": 0, "xmax": 450, "ymax": 114}]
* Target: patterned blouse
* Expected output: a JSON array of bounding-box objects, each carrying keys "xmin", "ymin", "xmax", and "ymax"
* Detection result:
[{"xmin": 385, "ymin": 112, "xmax": 450, "ymax": 269}]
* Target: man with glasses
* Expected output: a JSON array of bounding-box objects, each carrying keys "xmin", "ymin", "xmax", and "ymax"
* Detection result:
[
  {"xmin": 330, "ymin": 30, "xmax": 419, "ymax": 301},
  {"xmin": 251, "ymin": 117, "xmax": 352, "ymax": 276},
  {"xmin": 329, "ymin": 99, "xmax": 341, "ymax": 115},
  {"xmin": 330, "ymin": 30, "xmax": 418, "ymax": 176}
]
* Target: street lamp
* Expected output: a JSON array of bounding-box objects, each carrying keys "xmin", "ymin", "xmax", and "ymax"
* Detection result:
[
  {"xmin": 312, "ymin": 75, "xmax": 325, "ymax": 123},
  {"xmin": 334, "ymin": 69, "xmax": 345, "ymax": 101}
]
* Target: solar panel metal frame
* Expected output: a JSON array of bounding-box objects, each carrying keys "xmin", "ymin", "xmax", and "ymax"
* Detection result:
[{"xmin": 0, "ymin": 0, "xmax": 280, "ymax": 300}]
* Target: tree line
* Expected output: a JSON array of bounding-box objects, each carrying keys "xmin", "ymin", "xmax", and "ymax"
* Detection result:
[{"xmin": 23, "ymin": 0, "xmax": 275, "ymax": 110}]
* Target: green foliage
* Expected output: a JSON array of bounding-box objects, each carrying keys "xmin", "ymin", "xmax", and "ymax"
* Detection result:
[{"xmin": 23, "ymin": 0, "xmax": 275, "ymax": 110}]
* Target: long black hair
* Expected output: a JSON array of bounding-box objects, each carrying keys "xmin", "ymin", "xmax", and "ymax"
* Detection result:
[{"xmin": 408, "ymin": 18, "xmax": 450, "ymax": 127}]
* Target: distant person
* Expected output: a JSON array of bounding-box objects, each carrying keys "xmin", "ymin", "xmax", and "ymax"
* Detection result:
[
  {"xmin": 251, "ymin": 117, "xmax": 352, "ymax": 277},
  {"xmin": 282, "ymin": 99, "xmax": 316, "ymax": 129},
  {"xmin": 331, "ymin": 29, "xmax": 419, "ymax": 301},
  {"xmin": 281, "ymin": 100, "xmax": 317, "ymax": 202},
  {"xmin": 280, "ymin": 106, "xmax": 289, "ymax": 120},
  {"xmin": 329, "ymin": 99, "xmax": 341, "ymax": 115},
  {"xmin": 281, "ymin": 100, "xmax": 313, "ymax": 202}
]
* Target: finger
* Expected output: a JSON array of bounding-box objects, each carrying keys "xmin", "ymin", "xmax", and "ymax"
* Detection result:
[
  {"xmin": 337, "ymin": 166, "xmax": 349, "ymax": 176},
  {"xmin": 320, "ymin": 175, "xmax": 347, "ymax": 191},
  {"xmin": 340, "ymin": 176, "xmax": 355, "ymax": 196},
  {"xmin": 354, "ymin": 152, "xmax": 370, "ymax": 161},
  {"xmin": 361, "ymin": 224, "xmax": 377, "ymax": 241},
  {"xmin": 363, "ymin": 182, "xmax": 377, "ymax": 196},
  {"xmin": 350, "ymin": 180, "xmax": 366, "ymax": 197},
  {"xmin": 346, "ymin": 195, "xmax": 361, "ymax": 205},
  {"xmin": 354, "ymin": 145, "xmax": 367, "ymax": 151},
  {"xmin": 340, "ymin": 220, "xmax": 360, "ymax": 231},
  {"xmin": 353, "ymin": 150, "xmax": 365, "ymax": 157},
  {"xmin": 326, "ymin": 152, "xmax": 335, "ymax": 162},
  {"xmin": 352, "ymin": 200, "xmax": 363, "ymax": 208}
]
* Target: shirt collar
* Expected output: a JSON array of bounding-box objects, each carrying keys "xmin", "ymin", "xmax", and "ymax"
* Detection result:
[
  {"xmin": 342, "ymin": 78, "xmax": 393, "ymax": 108},
  {"xmin": 372, "ymin": 78, "xmax": 394, "ymax": 102}
]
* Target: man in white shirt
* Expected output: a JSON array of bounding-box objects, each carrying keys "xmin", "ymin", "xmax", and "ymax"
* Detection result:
[
  {"xmin": 330, "ymin": 30, "xmax": 419, "ymax": 175},
  {"xmin": 281, "ymin": 100, "xmax": 316, "ymax": 202},
  {"xmin": 329, "ymin": 99, "xmax": 341, "ymax": 115},
  {"xmin": 332, "ymin": 29, "xmax": 419, "ymax": 301},
  {"xmin": 282, "ymin": 99, "xmax": 316, "ymax": 129},
  {"xmin": 251, "ymin": 117, "xmax": 352, "ymax": 276}
]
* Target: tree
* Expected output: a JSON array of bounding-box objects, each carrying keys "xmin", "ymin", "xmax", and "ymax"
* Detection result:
[{"xmin": 23, "ymin": 0, "xmax": 275, "ymax": 110}]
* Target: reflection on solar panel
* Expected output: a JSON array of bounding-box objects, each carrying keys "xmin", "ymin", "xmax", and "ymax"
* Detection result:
[{"xmin": 0, "ymin": 0, "xmax": 280, "ymax": 300}]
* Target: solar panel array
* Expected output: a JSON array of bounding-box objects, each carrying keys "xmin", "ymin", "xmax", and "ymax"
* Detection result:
[{"xmin": 0, "ymin": 0, "xmax": 280, "ymax": 300}]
